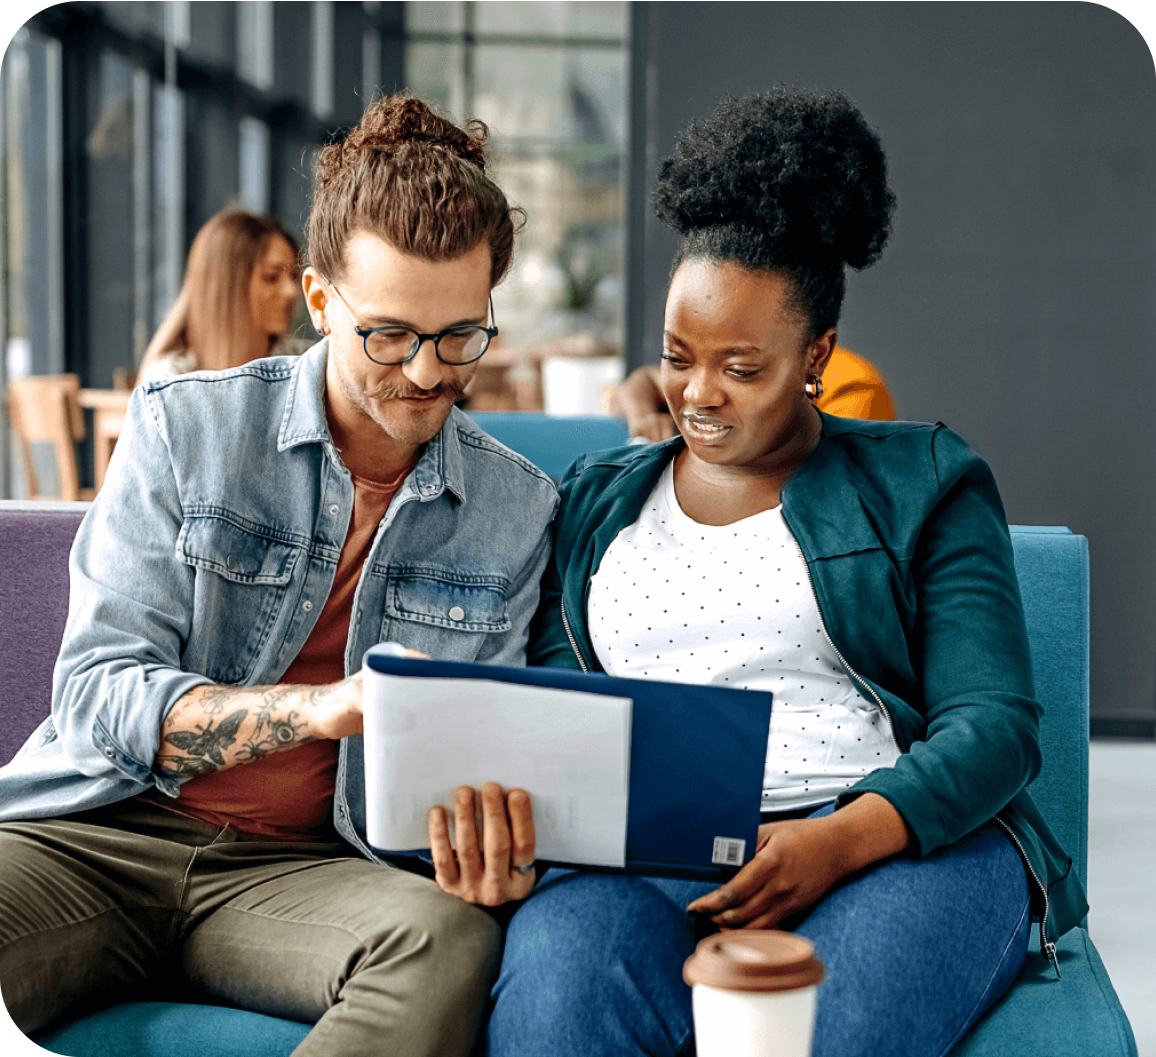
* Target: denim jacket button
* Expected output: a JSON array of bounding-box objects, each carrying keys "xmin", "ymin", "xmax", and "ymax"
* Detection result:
[
  {"xmin": 328, "ymin": 504, "xmax": 339, "ymax": 516},
  {"xmin": 104, "ymin": 747, "xmax": 114, "ymax": 757},
  {"xmin": 302, "ymin": 600, "xmax": 314, "ymax": 612},
  {"xmin": 448, "ymin": 605, "xmax": 465, "ymax": 622}
]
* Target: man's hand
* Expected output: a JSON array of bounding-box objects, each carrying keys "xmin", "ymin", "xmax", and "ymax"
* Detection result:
[
  {"xmin": 687, "ymin": 793, "xmax": 911, "ymax": 929},
  {"xmin": 305, "ymin": 672, "xmax": 365, "ymax": 741},
  {"xmin": 428, "ymin": 782, "xmax": 537, "ymax": 906}
]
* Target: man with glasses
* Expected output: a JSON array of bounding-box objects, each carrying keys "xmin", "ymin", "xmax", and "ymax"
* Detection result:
[{"xmin": 0, "ymin": 96, "xmax": 555, "ymax": 1055}]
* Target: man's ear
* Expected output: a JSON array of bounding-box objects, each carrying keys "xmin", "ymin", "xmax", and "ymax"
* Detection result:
[
  {"xmin": 807, "ymin": 329, "xmax": 837, "ymax": 377},
  {"xmin": 301, "ymin": 268, "xmax": 330, "ymax": 334}
]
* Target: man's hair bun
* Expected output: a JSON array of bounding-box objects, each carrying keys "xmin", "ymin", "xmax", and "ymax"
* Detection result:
[
  {"xmin": 308, "ymin": 94, "xmax": 521, "ymax": 284},
  {"xmin": 314, "ymin": 96, "xmax": 490, "ymax": 193}
]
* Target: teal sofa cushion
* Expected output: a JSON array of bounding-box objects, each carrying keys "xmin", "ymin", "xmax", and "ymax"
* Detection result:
[
  {"xmin": 33, "ymin": 1003, "xmax": 310, "ymax": 1057},
  {"xmin": 1010, "ymin": 526, "xmax": 1090, "ymax": 889},
  {"xmin": 954, "ymin": 928, "xmax": 1136, "ymax": 1056},
  {"xmin": 468, "ymin": 412, "xmax": 629, "ymax": 479}
]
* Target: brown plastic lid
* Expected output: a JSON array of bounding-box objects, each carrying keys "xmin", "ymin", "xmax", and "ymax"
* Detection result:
[{"xmin": 683, "ymin": 931, "xmax": 825, "ymax": 993}]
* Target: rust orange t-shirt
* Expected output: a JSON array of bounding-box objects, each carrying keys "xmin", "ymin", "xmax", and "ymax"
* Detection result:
[{"xmin": 165, "ymin": 465, "xmax": 413, "ymax": 840}]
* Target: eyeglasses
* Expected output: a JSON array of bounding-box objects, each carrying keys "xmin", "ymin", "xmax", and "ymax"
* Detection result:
[{"xmin": 323, "ymin": 277, "xmax": 498, "ymax": 366}]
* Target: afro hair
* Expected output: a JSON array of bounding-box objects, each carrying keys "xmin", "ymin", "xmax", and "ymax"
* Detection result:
[{"xmin": 655, "ymin": 88, "xmax": 896, "ymax": 336}]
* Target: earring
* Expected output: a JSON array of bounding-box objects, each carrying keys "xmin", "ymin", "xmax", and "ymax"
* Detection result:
[{"xmin": 805, "ymin": 375, "xmax": 824, "ymax": 400}]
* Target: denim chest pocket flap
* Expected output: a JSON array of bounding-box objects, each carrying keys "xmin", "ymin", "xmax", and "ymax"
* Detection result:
[
  {"xmin": 177, "ymin": 516, "xmax": 301, "ymax": 584},
  {"xmin": 386, "ymin": 570, "xmax": 512, "ymax": 633}
]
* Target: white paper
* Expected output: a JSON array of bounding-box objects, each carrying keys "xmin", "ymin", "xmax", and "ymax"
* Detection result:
[{"xmin": 363, "ymin": 670, "xmax": 632, "ymax": 867}]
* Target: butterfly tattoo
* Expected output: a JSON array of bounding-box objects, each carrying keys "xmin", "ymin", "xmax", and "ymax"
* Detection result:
[{"xmin": 162, "ymin": 709, "xmax": 247, "ymax": 772}]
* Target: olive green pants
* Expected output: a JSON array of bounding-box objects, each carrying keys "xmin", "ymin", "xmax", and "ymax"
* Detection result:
[{"xmin": 0, "ymin": 800, "xmax": 500, "ymax": 1056}]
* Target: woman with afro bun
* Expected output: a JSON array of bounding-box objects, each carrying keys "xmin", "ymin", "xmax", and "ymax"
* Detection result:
[
  {"xmin": 473, "ymin": 89, "xmax": 1086, "ymax": 1057},
  {"xmin": 614, "ymin": 91, "xmax": 897, "ymax": 434}
]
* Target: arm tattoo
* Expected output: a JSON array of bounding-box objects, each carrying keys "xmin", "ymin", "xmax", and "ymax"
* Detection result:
[
  {"xmin": 251, "ymin": 685, "xmax": 304, "ymax": 739},
  {"xmin": 198, "ymin": 684, "xmax": 238, "ymax": 717},
  {"xmin": 157, "ymin": 754, "xmax": 220, "ymax": 778},
  {"xmin": 161, "ymin": 709, "xmax": 247, "ymax": 773},
  {"xmin": 237, "ymin": 710, "xmax": 314, "ymax": 762},
  {"xmin": 157, "ymin": 681, "xmax": 323, "ymax": 780}
]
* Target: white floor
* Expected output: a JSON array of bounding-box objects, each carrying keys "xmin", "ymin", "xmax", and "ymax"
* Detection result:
[{"xmin": 1088, "ymin": 739, "xmax": 1155, "ymax": 1057}]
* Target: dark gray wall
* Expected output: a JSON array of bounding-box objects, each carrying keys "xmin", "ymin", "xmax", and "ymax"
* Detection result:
[{"xmin": 625, "ymin": 2, "xmax": 1156, "ymax": 734}]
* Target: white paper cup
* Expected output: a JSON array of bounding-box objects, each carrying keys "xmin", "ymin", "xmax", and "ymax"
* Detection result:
[{"xmin": 684, "ymin": 931, "xmax": 824, "ymax": 1057}]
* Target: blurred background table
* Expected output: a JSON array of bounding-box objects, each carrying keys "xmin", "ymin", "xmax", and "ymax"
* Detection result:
[{"xmin": 77, "ymin": 389, "xmax": 130, "ymax": 490}]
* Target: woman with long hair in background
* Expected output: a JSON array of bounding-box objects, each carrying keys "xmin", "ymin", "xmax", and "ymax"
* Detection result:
[{"xmin": 137, "ymin": 210, "xmax": 301, "ymax": 384}]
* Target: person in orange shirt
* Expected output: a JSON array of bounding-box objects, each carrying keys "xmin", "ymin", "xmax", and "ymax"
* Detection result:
[{"xmin": 613, "ymin": 344, "xmax": 895, "ymax": 441}]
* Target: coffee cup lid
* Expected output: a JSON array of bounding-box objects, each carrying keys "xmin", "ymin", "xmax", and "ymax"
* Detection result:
[{"xmin": 683, "ymin": 930, "xmax": 825, "ymax": 992}]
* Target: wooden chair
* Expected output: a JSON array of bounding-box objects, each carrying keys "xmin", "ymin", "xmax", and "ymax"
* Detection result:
[
  {"xmin": 6, "ymin": 374, "xmax": 96, "ymax": 501},
  {"xmin": 76, "ymin": 387, "xmax": 132, "ymax": 491}
]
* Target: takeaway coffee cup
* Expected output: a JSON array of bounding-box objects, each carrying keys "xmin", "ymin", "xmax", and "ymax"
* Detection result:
[{"xmin": 683, "ymin": 930, "xmax": 825, "ymax": 1057}]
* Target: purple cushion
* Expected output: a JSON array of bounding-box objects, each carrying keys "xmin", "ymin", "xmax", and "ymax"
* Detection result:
[{"xmin": 0, "ymin": 506, "xmax": 86, "ymax": 765}]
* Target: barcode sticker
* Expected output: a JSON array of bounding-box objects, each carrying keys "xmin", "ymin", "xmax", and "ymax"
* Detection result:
[{"xmin": 711, "ymin": 836, "xmax": 746, "ymax": 866}]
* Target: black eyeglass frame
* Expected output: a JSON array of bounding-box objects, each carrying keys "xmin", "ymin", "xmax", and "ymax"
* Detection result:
[{"xmin": 324, "ymin": 277, "xmax": 498, "ymax": 366}]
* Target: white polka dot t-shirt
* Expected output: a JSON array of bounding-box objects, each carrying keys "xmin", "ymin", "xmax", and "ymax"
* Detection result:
[{"xmin": 588, "ymin": 460, "xmax": 901, "ymax": 813}]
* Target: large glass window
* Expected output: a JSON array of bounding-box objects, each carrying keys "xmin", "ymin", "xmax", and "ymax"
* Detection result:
[
  {"xmin": 406, "ymin": 2, "xmax": 628, "ymax": 414},
  {"xmin": 2, "ymin": 28, "xmax": 63, "ymax": 381},
  {"xmin": 1, "ymin": 27, "xmax": 64, "ymax": 496},
  {"xmin": 84, "ymin": 49, "xmax": 140, "ymax": 382},
  {"xmin": 152, "ymin": 78, "xmax": 185, "ymax": 337}
]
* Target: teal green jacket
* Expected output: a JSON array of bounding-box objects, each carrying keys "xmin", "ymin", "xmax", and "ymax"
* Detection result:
[{"xmin": 528, "ymin": 414, "xmax": 1088, "ymax": 960}]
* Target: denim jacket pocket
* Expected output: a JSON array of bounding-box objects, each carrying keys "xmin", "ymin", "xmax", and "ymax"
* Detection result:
[
  {"xmin": 176, "ymin": 513, "xmax": 305, "ymax": 683},
  {"xmin": 381, "ymin": 567, "xmax": 512, "ymax": 655},
  {"xmin": 177, "ymin": 514, "xmax": 301, "ymax": 584}
]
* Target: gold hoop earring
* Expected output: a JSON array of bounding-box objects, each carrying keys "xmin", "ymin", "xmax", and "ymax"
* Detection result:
[{"xmin": 805, "ymin": 375, "xmax": 824, "ymax": 400}]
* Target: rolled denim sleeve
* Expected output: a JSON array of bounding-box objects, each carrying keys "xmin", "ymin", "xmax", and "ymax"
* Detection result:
[{"xmin": 51, "ymin": 387, "xmax": 211, "ymax": 795}]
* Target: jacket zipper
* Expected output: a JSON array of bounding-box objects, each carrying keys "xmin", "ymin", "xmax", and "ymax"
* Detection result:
[
  {"xmin": 560, "ymin": 597, "xmax": 590, "ymax": 673},
  {"xmin": 793, "ymin": 542, "xmax": 1058, "ymax": 973},
  {"xmin": 792, "ymin": 540, "xmax": 901, "ymax": 756},
  {"xmin": 993, "ymin": 814, "xmax": 1059, "ymax": 976}
]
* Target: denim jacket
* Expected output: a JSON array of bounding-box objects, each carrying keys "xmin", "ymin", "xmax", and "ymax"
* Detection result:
[{"xmin": 0, "ymin": 342, "xmax": 558, "ymax": 862}]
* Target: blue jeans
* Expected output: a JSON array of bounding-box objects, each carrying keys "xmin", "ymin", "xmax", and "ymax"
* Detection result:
[{"xmin": 487, "ymin": 809, "xmax": 1031, "ymax": 1057}]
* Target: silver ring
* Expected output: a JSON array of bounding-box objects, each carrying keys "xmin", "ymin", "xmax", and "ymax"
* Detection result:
[{"xmin": 513, "ymin": 861, "xmax": 536, "ymax": 876}]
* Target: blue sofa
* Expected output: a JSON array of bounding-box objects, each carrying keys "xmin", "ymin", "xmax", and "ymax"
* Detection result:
[{"xmin": 0, "ymin": 413, "xmax": 1136, "ymax": 1056}]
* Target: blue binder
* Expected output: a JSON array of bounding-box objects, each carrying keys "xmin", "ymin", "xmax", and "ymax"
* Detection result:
[{"xmin": 362, "ymin": 651, "xmax": 773, "ymax": 881}]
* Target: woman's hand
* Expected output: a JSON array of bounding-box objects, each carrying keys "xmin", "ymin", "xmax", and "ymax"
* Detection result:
[
  {"xmin": 687, "ymin": 793, "xmax": 911, "ymax": 929},
  {"xmin": 428, "ymin": 782, "xmax": 537, "ymax": 906},
  {"xmin": 687, "ymin": 816, "xmax": 850, "ymax": 929}
]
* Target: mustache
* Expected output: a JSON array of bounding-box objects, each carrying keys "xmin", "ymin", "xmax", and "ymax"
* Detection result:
[{"xmin": 371, "ymin": 378, "xmax": 468, "ymax": 401}]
